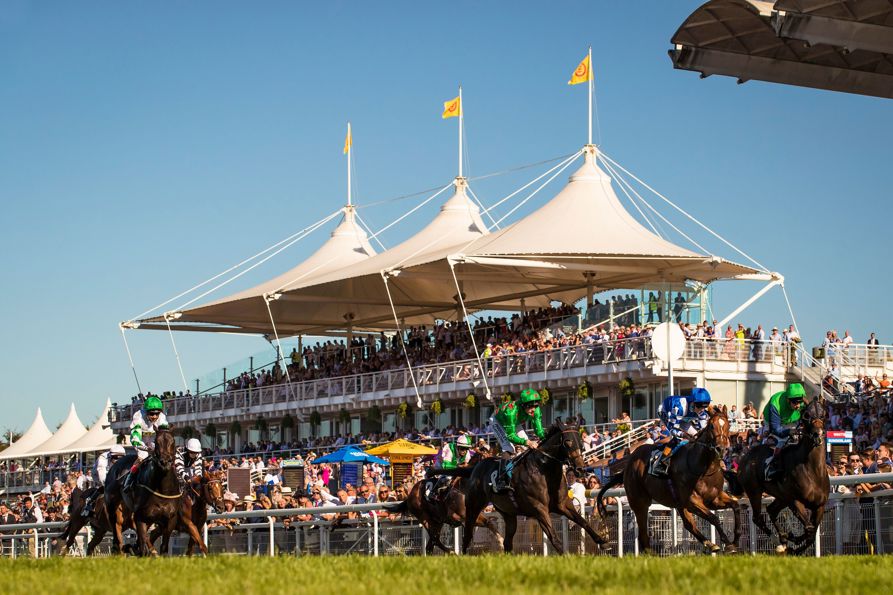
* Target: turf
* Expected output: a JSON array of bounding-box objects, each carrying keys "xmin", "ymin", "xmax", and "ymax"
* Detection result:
[{"xmin": 1, "ymin": 555, "xmax": 889, "ymax": 595}]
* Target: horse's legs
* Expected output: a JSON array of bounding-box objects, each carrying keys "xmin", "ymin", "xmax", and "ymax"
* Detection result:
[
  {"xmin": 529, "ymin": 506, "xmax": 564, "ymax": 555},
  {"xmin": 678, "ymin": 507, "xmax": 718, "ymax": 553},
  {"xmin": 766, "ymin": 498, "xmax": 790, "ymax": 551},
  {"xmin": 686, "ymin": 493, "xmax": 733, "ymax": 550},
  {"xmin": 461, "ymin": 495, "xmax": 486, "ymax": 554},
  {"xmin": 425, "ymin": 521, "xmax": 451, "ymax": 554},
  {"xmin": 181, "ymin": 518, "xmax": 208, "ymax": 556},
  {"xmin": 745, "ymin": 487, "xmax": 771, "ymax": 538},
  {"xmin": 86, "ymin": 527, "xmax": 106, "ymax": 556},
  {"xmin": 478, "ymin": 513, "xmax": 504, "ymax": 550},
  {"xmin": 135, "ymin": 518, "xmax": 156, "ymax": 557},
  {"xmin": 791, "ymin": 505, "xmax": 824, "ymax": 556},
  {"xmin": 111, "ymin": 505, "xmax": 126, "ymax": 555},
  {"xmin": 502, "ymin": 513, "xmax": 517, "ymax": 554},
  {"xmin": 628, "ymin": 496, "xmax": 652, "ymax": 554},
  {"xmin": 556, "ymin": 497, "xmax": 608, "ymax": 545}
]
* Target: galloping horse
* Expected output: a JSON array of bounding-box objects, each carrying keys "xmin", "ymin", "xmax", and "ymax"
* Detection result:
[
  {"xmin": 442, "ymin": 420, "xmax": 608, "ymax": 554},
  {"xmin": 597, "ymin": 405, "xmax": 741, "ymax": 554},
  {"xmin": 729, "ymin": 397, "xmax": 828, "ymax": 555},
  {"xmin": 386, "ymin": 452, "xmax": 503, "ymax": 554},
  {"xmin": 56, "ymin": 487, "xmax": 124, "ymax": 556},
  {"xmin": 149, "ymin": 469, "xmax": 226, "ymax": 555},
  {"xmin": 105, "ymin": 428, "xmax": 181, "ymax": 556}
]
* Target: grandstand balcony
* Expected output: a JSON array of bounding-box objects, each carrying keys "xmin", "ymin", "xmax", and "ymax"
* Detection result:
[{"xmin": 107, "ymin": 336, "xmax": 883, "ymax": 448}]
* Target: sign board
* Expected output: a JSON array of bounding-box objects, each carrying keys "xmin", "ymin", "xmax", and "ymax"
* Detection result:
[
  {"xmin": 341, "ymin": 462, "xmax": 361, "ymax": 488},
  {"xmin": 281, "ymin": 460, "xmax": 305, "ymax": 492},
  {"xmin": 650, "ymin": 322, "xmax": 686, "ymax": 363},
  {"xmin": 827, "ymin": 430, "xmax": 853, "ymax": 445},
  {"xmin": 227, "ymin": 467, "xmax": 251, "ymax": 502}
]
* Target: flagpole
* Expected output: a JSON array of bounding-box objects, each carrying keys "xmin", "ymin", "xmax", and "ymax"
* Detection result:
[
  {"xmin": 587, "ymin": 46, "xmax": 593, "ymax": 146},
  {"xmin": 346, "ymin": 122, "xmax": 352, "ymax": 207},
  {"xmin": 458, "ymin": 86, "xmax": 463, "ymax": 178}
]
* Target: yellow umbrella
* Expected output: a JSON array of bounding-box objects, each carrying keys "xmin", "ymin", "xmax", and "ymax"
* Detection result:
[{"xmin": 365, "ymin": 439, "xmax": 437, "ymax": 464}]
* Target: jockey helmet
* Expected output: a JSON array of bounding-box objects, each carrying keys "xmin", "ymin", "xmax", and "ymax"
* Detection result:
[
  {"xmin": 186, "ymin": 438, "xmax": 202, "ymax": 454},
  {"xmin": 110, "ymin": 444, "xmax": 126, "ymax": 457},
  {"xmin": 690, "ymin": 388, "xmax": 712, "ymax": 405},
  {"xmin": 456, "ymin": 435, "xmax": 472, "ymax": 449},
  {"xmin": 785, "ymin": 383, "xmax": 806, "ymax": 402},
  {"xmin": 144, "ymin": 396, "xmax": 164, "ymax": 413},
  {"xmin": 519, "ymin": 388, "xmax": 542, "ymax": 405}
]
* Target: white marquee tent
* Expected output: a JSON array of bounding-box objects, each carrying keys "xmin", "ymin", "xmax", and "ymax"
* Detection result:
[{"xmin": 0, "ymin": 408, "xmax": 52, "ymax": 460}]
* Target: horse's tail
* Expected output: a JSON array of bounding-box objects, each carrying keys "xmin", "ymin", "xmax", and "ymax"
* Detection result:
[
  {"xmin": 431, "ymin": 466, "xmax": 474, "ymax": 478},
  {"xmin": 596, "ymin": 472, "xmax": 625, "ymax": 519},
  {"xmin": 383, "ymin": 500, "xmax": 408, "ymax": 515},
  {"xmin": 723, "ymin": 469, "xmax": 744, "ymax": 496}
]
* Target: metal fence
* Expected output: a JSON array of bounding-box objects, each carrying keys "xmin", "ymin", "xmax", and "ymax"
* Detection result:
[{"xmin": 4, "ymin": 474, "xmax": 892, "ymax": 559}]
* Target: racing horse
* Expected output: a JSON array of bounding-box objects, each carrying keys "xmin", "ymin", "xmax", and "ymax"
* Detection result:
[
  {"xmin": 441, "ymin": 420, "xmax": 609, "ymax": 554},
  {"xmin": 149, "ymin": 469, "xmax": 226, "ymax": 555},
  {"xmin": 105, "ymin": 427, "xmax": 181, "ymax": 556},
  {"xmin": 55, "ymin": 487, "xmax": 128, "ymax": 556},
  {"xmin": 597, "ymin": 405, "xmax": 741, "ymax": 554},
  {"xmin": 385, "ymin": 452, "xmax": 503, "ymax": 554},
  {"xmin": 728, "ymin": 396, "xmax": 828, "ymax": 555}
]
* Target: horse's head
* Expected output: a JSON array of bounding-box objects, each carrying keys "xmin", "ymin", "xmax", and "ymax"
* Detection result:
[
  {"xmin": 801, "ymin": 397, "xmax": 826, "ymax": 448},
  {"xmin": 202, "ymin": 470, "xmax": 226, "ymax": 513},
  {"xmin": 153, "ymin": 427, "xmax": 176, "ymax": 470},
  {"xmin": 549, "ymin": 419, "xmax": 586, "ymax": 475},
  {"xmin": 698, "ymin": 405, "xmax": 731, "ymax": 455}
]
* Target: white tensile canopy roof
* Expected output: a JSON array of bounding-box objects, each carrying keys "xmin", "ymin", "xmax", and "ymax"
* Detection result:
[
  {"xmin": 23, "ymin": 403, "xmax": 87, "ymax": 458},
  {"xmin": 132, "ymin": 146, "xmax": 757, "ymax": 337},
  {"xmin": 0, "ymin": 408, "xmax": 52, "ymax": 460},
  {"xmin": 136, "ymin": 204, "xmax": 377, "ymax": 334},
  {"xmin": 55, "ymin": 399, "xmax": 118, "ymax": 455},
  {"xmin": 442, "ymin": 146, "xmax": 756, "ymax": 291}
]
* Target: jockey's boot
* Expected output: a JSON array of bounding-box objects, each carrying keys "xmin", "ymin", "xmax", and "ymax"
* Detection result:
[
  {"xmin": 123, "ymin": 461, "xmax": 141, "ymax": 493},
  {"xmin": 493, "ymin": 458, "xmax": 514, "ymax": 493},
  {"xmin": 81, "ymin": 495, "xmax": 94, "ymax": 518},
  {"xmin": 653, "ymin": 450, "xmax": 671, "ymax": 477}
]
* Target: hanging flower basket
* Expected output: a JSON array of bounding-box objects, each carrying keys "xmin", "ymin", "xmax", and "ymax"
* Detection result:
[
  {"xmin": 204, "ymin": 423, "xmax": 217, "ymax": 438},
  {"xmin": 338, "ymin": 408, "xmax": 351, "ymax": 425},
  {"xmin": 540, "ymin": 387, "xmax": 551, "ymax": 405},
  {"xmin": 618, "ymin": 377, "xmax": 636, "ymax": 398},
  {"xmin": 464, "ymin": 394, "xmax": 477, "ymax": 409},
  {"xmin": 368, "ymin": 405, "xmax": 382, "ymax": 423},
  {"xmin": 431, "ymin": 399, "xmax": 443, "ymax": 415},
  {"xmin": 501, "ymin": 392, "xmax": 514, "ymax": 404},
  {"xmin": 229, "ymin": 421, "xmax": 242, "ymax": 436},
  {"xmin": 280, "ymin": 414, "xmax": 295, "ymax": 430},
  {"xmin": 397, "ymin": 402, "xmax": 410, "ymax": 420},
  {"xmin": 577, "ymin": 381, "xmax": 592, "ymax": 400},
  {"xmin": 309, "ymin": 411, "xmax": 322, "ymax": 427},
  {"xmin": 254, "ymin": 418, "xmax": 268, "ymax": 433}
]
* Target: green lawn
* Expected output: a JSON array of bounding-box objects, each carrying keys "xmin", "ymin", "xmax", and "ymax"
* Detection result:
[{"xmin": 1, "ymin": 555, "xmax": 889, "ymax": 594}]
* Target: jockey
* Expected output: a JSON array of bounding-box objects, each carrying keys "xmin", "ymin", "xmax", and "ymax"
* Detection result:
[
  {"xmin": 124, "ymin": 396, "xmax": 169, "ymax": 491},
  {"xmin": 175, "ymin": 438, "xmax": 205, "ymax": 487},
  {"xmin": 489, "ymin": 388, "xmax": 546, "ymax": 493},
  {"xmin": 82, "ymin": 444, "xmax": 126, "ymax": 517},
  {"xmin": 652, "ymin": 388, "xmax": 712, "ymax": 475},
  {"xmin": 762, "ymin": 383, "xmax": 806, "ymax": 480},
  {"xmin": 433, "ymin": 435, "xmax": 473, "ymax": 500}
]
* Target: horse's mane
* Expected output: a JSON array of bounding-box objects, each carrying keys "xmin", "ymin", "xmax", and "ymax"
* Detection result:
[{"xmin": 802, "ymin": 397, "xmax": 825, "ymax": 422}]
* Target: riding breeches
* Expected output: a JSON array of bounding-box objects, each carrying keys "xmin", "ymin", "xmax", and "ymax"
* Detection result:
[{"xmin": 489, "ymin": 418, "xmax": 528, "ymax": 454}]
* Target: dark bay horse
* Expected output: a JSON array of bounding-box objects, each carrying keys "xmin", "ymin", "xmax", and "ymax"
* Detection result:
[
  {"xmin": 105, "ymin": 428, "xmax": 181, "ymax": 556},
  {"xmin": 442, "ymin": 420, "xmax": 609, "ymax": 554},
  {"xmin": 597, "ymin": 405, "xmax": 741, "ymax": 554},
  {"xmin": 56, "ymin": 487, "xmax": 123, "ymax": 556},
  {"xmin": 729, "ymin": 397, "xmax": 829, "ymax": 555},
  {"xmin": 386, "ymin": 453, "xmax": 503, "ymax": 554},
  {"xmin": 149, "ymin": 469, "xmax": 226, "ymax": 555}
]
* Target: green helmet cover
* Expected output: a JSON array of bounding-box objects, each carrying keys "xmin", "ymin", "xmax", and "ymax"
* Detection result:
[
  {"xmin": 144, "ymin": 396, "xmax": 164, "ymax": 412},
  {"xmin": 520, "ymin": 388, "xmax": 542, "ymax": 405},
  {"xmin": 786, "ymin": 383, "xmax": 806, "ymax": 401}
]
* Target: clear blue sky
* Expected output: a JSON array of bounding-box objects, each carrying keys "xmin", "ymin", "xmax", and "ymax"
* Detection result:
[{"xmin": 1, "ymin": 1, "xmax": 890, "ymax": 432}]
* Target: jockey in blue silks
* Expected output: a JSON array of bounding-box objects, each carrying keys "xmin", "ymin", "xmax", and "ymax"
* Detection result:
[{"xmin": 652, "ymin": 387, "xmax": 712, "ymax": 475}]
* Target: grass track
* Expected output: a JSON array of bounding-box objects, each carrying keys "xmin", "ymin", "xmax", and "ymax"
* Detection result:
[{"xmin": 1, "ymin": 555, "xmax": 889, "ymax": 595}]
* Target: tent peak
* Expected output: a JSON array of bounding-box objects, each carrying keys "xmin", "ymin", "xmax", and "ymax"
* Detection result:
[{"xmin": 569, "ymin": 145, "xmax": 611, "ymax": 184}]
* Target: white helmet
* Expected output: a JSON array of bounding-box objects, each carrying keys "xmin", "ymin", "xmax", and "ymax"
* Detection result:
[
  {"xmin": 110, "ymin": 445, "xmax": 126, "ymax": 457},
  {"xmin": 186, "ymin": 438, "xmax": 202, "ymax": 454},
  {"xmin": 456, "ymin": 435, "xmax": 472, "ymax": 449}
]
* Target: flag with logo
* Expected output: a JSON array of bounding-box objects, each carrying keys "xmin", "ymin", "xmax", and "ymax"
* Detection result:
[
  {"xmin": 568, "ymin": 54, "xmax": 592, "ymax": 85},
  {"xmin": 343, "ymin": 124, "xmax": 352, "ymax": 154},
  {"xmin": 442, "ymin": 96, "xmax": 461, "ymax": 119}
]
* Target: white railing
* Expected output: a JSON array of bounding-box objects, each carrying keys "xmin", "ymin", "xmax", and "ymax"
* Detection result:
[
  {"xmin": 5, "ymin": 473, "xmax": 891, "ymax": 558},
  {"xmin": 583, "ymin": 420, "xmax": 658, "ymax": 465}
]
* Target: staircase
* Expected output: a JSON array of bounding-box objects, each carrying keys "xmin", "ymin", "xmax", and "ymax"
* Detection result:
[{"xmin": 582, "ymin": 420, "xmax": 658, "ymax": 466}]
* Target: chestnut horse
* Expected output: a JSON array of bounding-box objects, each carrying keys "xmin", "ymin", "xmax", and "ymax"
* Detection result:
[
  {"xmin": 597, "ymin": 405, "xmax": 742, "ymax": 554},
  {"xmin": 149, "ymin": 469, "xmax": 226, "ymax": 555}
]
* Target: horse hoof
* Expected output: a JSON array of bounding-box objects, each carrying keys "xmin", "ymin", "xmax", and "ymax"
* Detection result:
[
  {"xmin": 704, "ymin": 541, "xmax": 720, "ymax": 553},
  {"xmin": 775, "ymin": 544, "xmax": 787, "ymax": 555},
  {"xmin": 723, "ymin": 544, "xmax": 738, "ymax": 554}
]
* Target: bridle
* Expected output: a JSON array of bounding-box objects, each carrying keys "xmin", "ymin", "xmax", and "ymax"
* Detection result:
[{"xmin": 537, "ymin": 426, "xmax": 585, "ymax": 474}]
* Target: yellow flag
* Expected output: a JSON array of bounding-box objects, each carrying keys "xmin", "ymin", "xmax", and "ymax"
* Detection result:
[
  {"xmin": 442, "ymin": 96, "xmax": 461, "ymax": 119},
  {"xmin": 568, "ymin": 54, "xmax": 592, "ymax": 85},
  {"xmin": 343, "ymin": 124, "xmax": 352, "ymax": 154}
]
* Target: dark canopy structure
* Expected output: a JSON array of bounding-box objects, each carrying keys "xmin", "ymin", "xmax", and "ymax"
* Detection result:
[{"xmin": 670, "ymin": 0, "xmax": 893, "ymax": 99}]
